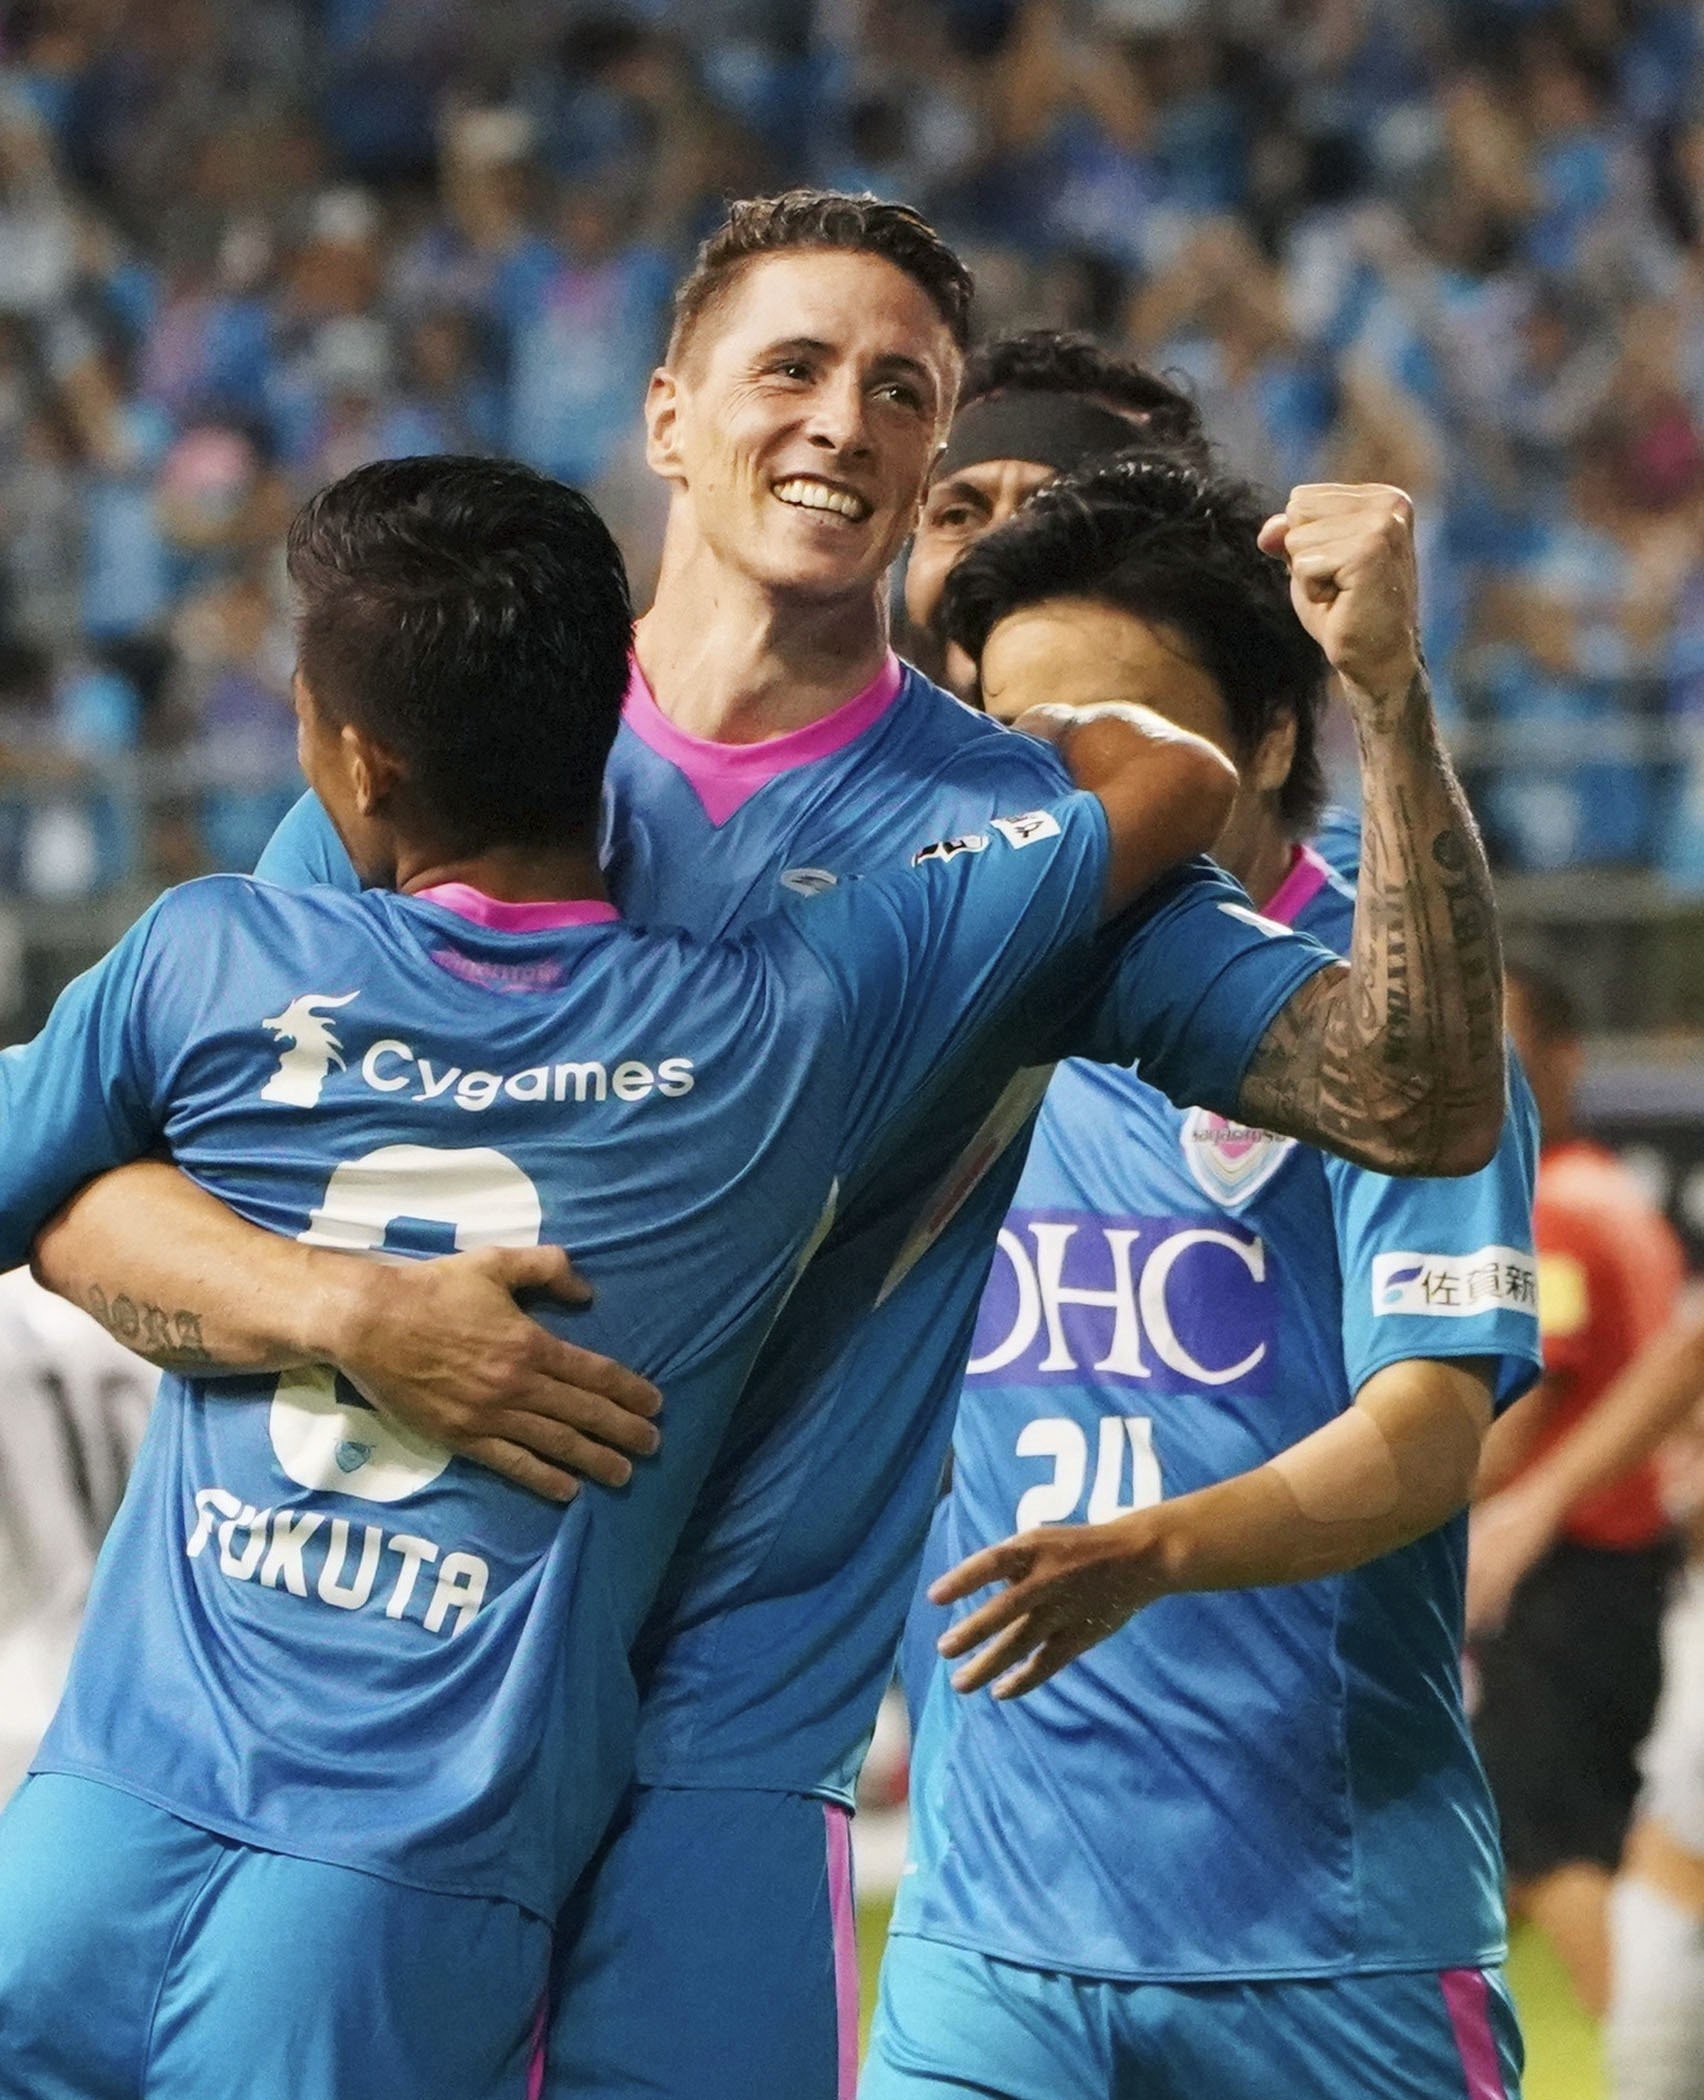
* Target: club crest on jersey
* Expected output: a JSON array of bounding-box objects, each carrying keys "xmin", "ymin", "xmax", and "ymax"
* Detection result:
[
  {"xmin": 1181, "ymin": 1107, "xmax": 1297, "ymax": 1208},
  {"xmin": 261, "ymin": 991, "xmax": 358, "ymax": 1108},
  {"xmin": 912, "ymin": 833, "xmax": 989, "ymax": 868},
  {"xmin": 780, "ymin": 866, "xmax": 839, "ymax": 896}
]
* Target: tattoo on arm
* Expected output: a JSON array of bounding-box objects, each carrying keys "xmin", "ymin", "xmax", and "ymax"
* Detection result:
[
  {"xmin": 85, "ymin": 1283, "xmax": 214, "ymax": 1368},
  {"xmin": 1238, "ymin": 666, "xmax": 1504, "ymax": 1174}
]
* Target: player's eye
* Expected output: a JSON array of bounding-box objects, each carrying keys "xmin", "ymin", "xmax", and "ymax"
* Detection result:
[
  {"xmin": 770, "ymin": 359, "xmax": 814, "ymax": 383},
  {"xmin": 874, "ymin": 380, "xmax": 927, "ymax": 412}
]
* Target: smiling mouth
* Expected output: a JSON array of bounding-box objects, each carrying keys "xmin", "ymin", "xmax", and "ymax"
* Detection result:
[{"xmin": 772, "ymin": 477, "xmax": 872, "ymax": 524}]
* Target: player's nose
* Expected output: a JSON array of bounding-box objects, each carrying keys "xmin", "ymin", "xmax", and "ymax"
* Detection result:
[{"xmin": 802, "ymin": 374, "xmax": 873, "ymax": 460}]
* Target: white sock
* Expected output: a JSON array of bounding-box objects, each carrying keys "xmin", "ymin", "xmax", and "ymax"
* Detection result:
[{"xmin": 1607, "ymin": 1875, "xmax": 1704, "ymax": 2100}]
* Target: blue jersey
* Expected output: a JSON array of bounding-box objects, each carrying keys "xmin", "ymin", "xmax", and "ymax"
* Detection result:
[
  {"xmin": 1, "ymin": 795, "xmax": 1116, "ymax": 1918},
  {"xmin": 892, "ymin": 844, "xmax": 1543, "ymax": 1983},
  {"xmin": 256, "ymin": 658, "xmax": 1337, "ymax": 1803}
]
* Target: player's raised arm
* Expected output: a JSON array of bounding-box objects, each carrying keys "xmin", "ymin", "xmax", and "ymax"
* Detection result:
[
  {"xmin": 1233, "ymin": 486, "xmax": 1502, "ymax": 1176},
  {"xmin": 947, "ymin": 468, "xmax": 1504, "ymax": 1179}
]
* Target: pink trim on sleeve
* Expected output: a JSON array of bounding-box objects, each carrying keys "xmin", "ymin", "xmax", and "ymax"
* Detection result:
[
  {"xmin": 1261, "ymin": 841, "xmax": 1335, "ymax": 929},
  {"xmin": 1440, "ymin": 1968, "xmax": 1509, "ymax": 2100},
  {"xmin": 413, "ymin": 884, "xmax": 621, "ymax": 931},
  {"xmin": 525, "ymin": 1987, "xmax": 550, "ymax": 2100},
  {"xmin": 824, "ymin": 1803, "xmax": 860, "ymax": 2100},
  {"xmin": 622, "ymin": 655, "xmax": 904, "ymax": 827}
]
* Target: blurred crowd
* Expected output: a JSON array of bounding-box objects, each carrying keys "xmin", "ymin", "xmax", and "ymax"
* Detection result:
[{"xmin": 3, "ymin": 0, "xmax": 1704, "ymax": 895}]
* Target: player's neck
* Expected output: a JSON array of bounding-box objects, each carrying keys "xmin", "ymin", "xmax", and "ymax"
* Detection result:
[
  {"xmin": 395, "ymin": 839, "xmax": 610, "ymax": 908},
  {"xmin": 1224, "ymin": 817, "xmax": 1296, "ymax": 913},
  {"xmin": 636, "ymin": 532, "xmax": 891, "ymax": 744}
]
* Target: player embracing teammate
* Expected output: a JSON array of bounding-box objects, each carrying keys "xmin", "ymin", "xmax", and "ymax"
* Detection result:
[{"xmin": 14, "ymin": 193, "xmax": 1515, "ymax": 2097}]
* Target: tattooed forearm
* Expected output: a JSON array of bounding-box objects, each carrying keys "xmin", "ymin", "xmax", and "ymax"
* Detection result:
[
  {"xmin": 85, "ymin": 1283, "xmax": 214, "ymax": 1368},
  {"xmin": 1239, "ymin": 666, "xmax": 1504, "ymax": 1175}
]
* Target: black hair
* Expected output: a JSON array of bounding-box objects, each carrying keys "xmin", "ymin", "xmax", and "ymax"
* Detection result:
[
  {"xmin": 943, "ymin": 450, "xmax": 1328, "ymax": 832},
  {"xmin": 959, "ymin": 331, "xmax": 1207, "ymax": 467},
  {"xmin": 669, "ymin": 189, "xmax": 974, "ymax": 361},
  {"xmin": 287, "ymin": 456, "xmax": 633, "ymax": 854},
  {"xmin": 1504, "ymin": 951, "xmax": 1580, "ymax": 1045}
]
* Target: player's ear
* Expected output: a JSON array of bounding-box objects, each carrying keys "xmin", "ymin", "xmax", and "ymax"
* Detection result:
[
  {"xmin": 342, "ymin": 722, "xmax": 405, "ymax": 817},
  {"xmin": 645, "ymin": 366, "xmax": 687, "ymax": 485},
  {"xmin": 1250, "ymin": 712, "xmax": 1298, "ymax": 798}
]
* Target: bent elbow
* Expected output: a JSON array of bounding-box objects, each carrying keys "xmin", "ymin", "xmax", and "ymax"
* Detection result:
[
  {"xmin": 1431, "ymin": 1118, "xmax": 1503, "ymax": 1179},
  {"xmin": 1428, "ymin": 1108, "xmax": 1504, "ymax": 1176},
  {"xmin": 1379, "ymin": 1097, "xmax": 1505, "ymax": 1180}
]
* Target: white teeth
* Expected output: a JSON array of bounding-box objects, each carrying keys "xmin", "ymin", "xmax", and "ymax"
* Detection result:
[{"xmin": 773, "ymin": 478, "xmax": 870, "ymax": 522}]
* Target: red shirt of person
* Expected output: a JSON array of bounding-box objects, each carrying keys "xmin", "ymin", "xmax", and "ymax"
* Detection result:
[{"xmin": 1527, "ymin": 1138, "xmax": 1687, "ymax": 1548}]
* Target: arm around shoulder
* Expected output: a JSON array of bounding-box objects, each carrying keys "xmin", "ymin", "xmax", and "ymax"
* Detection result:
[{"xmin": 1019, "ymin": 701, "xmax": 1238, "ymax": 916}]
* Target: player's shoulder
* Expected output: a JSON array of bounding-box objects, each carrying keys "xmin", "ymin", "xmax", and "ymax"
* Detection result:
[
  {"xmin": 136, "ymin": 874, "xmax": 384, "ymax": 1003},
  {"xmin": 152, "ymin": 871, "xmax": 366, "ymax": 937},
  {"xmin": 889, "ymin": 662, "xmax": 1069, "ymax": 795}
]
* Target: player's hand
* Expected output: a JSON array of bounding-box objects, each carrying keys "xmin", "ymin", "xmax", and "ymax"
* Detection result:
[
  {"xmin": 1257, "ymin": 484, "xmax": 1421, "ymax": 713},
  {"xmin": 930, "ymin": 1511, "xmax": 1176, "ymax": 1699},
  {"xmin": 1464, "ymin": 1480, "xmax": 1559, "ymax": 1639},
  {"xmin": 327, "ymin": 1245, "xmax": 662, "ymax": 1504}
]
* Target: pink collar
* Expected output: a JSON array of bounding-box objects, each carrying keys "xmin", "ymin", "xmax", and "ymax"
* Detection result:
[
  {"xmin": 413, "ymin": 883, "xmax": 621, "ymax": 932},
  {"xmin": 622, "ymin": 653, "xmax": 904, "ymax": 826},
  {"xmin": 1261, "ymin": 841, "xmax": 1333, "ymax": 928}
]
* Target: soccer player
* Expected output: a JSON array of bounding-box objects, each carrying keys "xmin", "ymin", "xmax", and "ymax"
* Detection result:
[
  {"xmin": 903, "ymin": 329, "xmax": 1207, "ymax": 695},
  {"xmin": 1468, "ymin": 959, "xmax": 1686, "ymax": 2018},
  {"xmin": 0, "ymin": 453, "xmax": 1236, "ymax": 2100},
  {"xmin": 901, "ymin": 326, "xmax": 1361, "ymax": 882},
  {"xmin": 30, "ymin": 194, "xmax": 1505, "ymax": 2097},
  {"xmin": 867, "ymin": 452, "xmax": 1542, "ymax": 2100}
]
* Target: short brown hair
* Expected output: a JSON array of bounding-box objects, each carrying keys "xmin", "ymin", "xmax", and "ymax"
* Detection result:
[
  {"xmin": 668, "ymin": 189, "xmax": 974, "ymax": 365},
  {"xmin": 289, "ymin": 457, "xmax": 632, "ymax": 851}
]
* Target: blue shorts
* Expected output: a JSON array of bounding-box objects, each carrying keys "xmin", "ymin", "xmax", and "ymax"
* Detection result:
[
  {"xmin": 546, "ymin": 1784, "xmax": 859, "ymax": 2100},
  {"xmin": 0, "ymin": 1773, "xmax": 552, "ymax": 2100},
  {"xmin": 863, "ymin": 1933, "xmax": 1525, "ymax": 2100}
]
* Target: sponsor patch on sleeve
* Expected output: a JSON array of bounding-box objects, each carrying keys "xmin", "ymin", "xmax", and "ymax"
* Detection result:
[
  {"xmin": 1371, "ymin": 1246, "xmax": 1540, "ymax": 1319},
  {"xmin": 991, "ymin": 810, "xmax": 1062, "ymax": 850}
]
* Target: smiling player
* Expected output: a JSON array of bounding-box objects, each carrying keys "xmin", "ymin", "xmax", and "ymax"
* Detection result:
[
  {"xmin": 29, "ymin": 193, "xmax": 1508, "ymax": 2099},
  {"xmin": 0, "ymin": 453, "xmax": 1240, "ymax": 2100}
]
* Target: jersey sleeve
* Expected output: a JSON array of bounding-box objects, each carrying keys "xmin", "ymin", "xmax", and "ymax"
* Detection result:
[
  {"xmin": 0, "ymin": 897, "xmax": 178, "ymax": 1271},
  {"xmin": 1326, "ymin": 1054, "xmax": 1544, "ymax": 1412},
  {"xmin": 253, "ymin": 792, "xmax": 359, "ymax": 892},
  {"xmin": 1059, "ymin": 860, "xmax": 1339, "ymax": 1115},
  {"xmin": 763, "ymin": 790, "xmax": 1110, "ymax": 1166}
]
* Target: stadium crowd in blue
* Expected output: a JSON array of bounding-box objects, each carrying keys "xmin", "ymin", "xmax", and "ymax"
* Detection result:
[{"xmin": 1, "ymin": 0, "xmax": 1703, "ymax": 891}]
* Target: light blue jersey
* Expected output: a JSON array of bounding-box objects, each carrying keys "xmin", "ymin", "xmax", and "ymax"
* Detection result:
[
  {"xmin": 1, "ymin": 786, "xmax": 1116, "ymax": 1920},
  {"xmin": 256, "ymin": 657, "xmax": 1338, "ymax": 1805},
  {"xmin": 892, "ymin": 845, "xmax": 1543, "ymax": 1984}
]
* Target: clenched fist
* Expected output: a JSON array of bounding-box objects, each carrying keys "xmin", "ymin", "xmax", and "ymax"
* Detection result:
[{"xmin": 1258, "ymin": 483, "xmax": 1421, "ymax": 713}]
